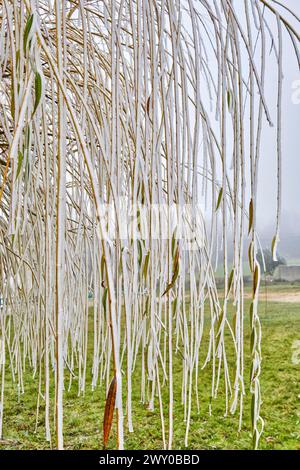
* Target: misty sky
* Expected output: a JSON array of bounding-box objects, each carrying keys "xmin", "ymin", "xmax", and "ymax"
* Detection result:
[
  {"xmin": 203, "ymin": 1, "xmax": 300, "ymax": 259},
  {"xmin": 254, "ymin": 0, "xmax": 300, "ymax": 253}
]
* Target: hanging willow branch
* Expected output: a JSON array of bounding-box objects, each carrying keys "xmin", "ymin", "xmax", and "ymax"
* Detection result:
[{"xmin": 0, "ymin": 0, "xmax": 299, "ymax": 450}]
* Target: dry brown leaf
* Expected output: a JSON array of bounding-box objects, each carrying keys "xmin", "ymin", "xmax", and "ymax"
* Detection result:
[{"xmin": 103, "ymin": 376, "xmax": 117, "ymax": 449}]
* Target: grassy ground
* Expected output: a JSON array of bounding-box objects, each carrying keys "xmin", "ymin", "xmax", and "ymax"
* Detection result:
[{"xmin": 0, "ymin": 287, "xmax": 299, "ymax": 450}]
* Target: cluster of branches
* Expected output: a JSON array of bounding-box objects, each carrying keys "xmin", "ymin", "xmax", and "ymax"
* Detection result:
[{"xmin": 0, "ymin": 0, "xmax": 299, "ymax": 450}]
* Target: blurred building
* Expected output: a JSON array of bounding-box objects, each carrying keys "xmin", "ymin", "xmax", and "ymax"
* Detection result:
[{"xmin": 273, "ymin": 265, "xmax": 300, "ymax": 282}]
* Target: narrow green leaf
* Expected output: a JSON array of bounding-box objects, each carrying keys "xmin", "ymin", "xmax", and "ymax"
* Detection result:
[
  {"xmin": 171, "ymin": 230, "xmax": 177, "ymax": 256},
  {"xmin": 232, "ymin": 312, "xmax": 237, "ymax": 333},
  {"xmin": 248, "ymin": 198, "xmax": 253, "ymax": 234},
  {"xmin": 16, "ymin": 151, "xmax": 24, "ymax": 180},
  {"xmin": 253, "ymin": 264, "xmax": 259, "ymax": 297},
  {"xmin": 216, "ymin": 309, "xmax": 224, "ymax": 338},
  {"xmin": 101, "ymin": 255, "xmax": 106, "ymax": 280},
  {"xmin": 250, "ymin": 329, "xmax": 256, "ymax": 354},
  {"xmin": 172, "ymin": 298, "xmax": 178, "ymax": 317},
  {"xmin": 227, "ymin": 89, "xmax": 233, "ymax": 111},
  {"xmin": 143, "ymin": 252, "xmax": 150, "ymax": 280},
  {"xmin": 137, "ymin": 239, "xmax": 142, "ymax": 266},
  {"xmin": 144, "ymin": 296, "xmax": 149, "ymax": 317},
  {"xmin": 215, "ymin": 187, "xmax": 223, "ymax": 211},
  {"xmin": 102, "ymin": 287, "xmax": 108, "ymax": 312},
  {"xmin": 16, "ymin": 49, "xmax": 20, "ymax": 71},
  {"xmin": 25, "ymin": 124, "xmax": 31, "ymax": 149},
  {"xmin": 33, "ymin": 72, "xmax": 42, "ymax": 116},
  {"xmin": 248, "ymin": 241, "xmax": 254, "ymax": 273},
  {"xmin": 146, "ymin": 95, "xmax": 151, "ymax": 118},
  {"xmin": 227, "ymin": 269, "xmax": 234, "ymax": 295},
  {"xmin": 216, "ymin": 309, "xmax": 224, "ymax": 350},
  {"xmin": 23, "ymin": 14, "xmax": 34, "ymax": 55},
  {"xmin": 271, "ymin": 235, "xmax": 278, "ymax": 261}
]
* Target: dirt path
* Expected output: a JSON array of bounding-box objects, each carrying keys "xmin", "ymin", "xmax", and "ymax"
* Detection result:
[{"xmin": 245, "ymin": 291, "xmax": 300, "ymax": 303}]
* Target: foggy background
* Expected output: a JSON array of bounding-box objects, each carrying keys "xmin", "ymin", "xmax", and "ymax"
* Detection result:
[
  {"xmin": 198, "ymin": 0, "xmax": 300, "ymax": 264},
  {"xmin": 255, "ymin": 0, "xmax": 300, "ymax": 262}
]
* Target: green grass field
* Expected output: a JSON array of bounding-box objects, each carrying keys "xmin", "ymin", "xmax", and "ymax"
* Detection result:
[{"xmin": 1, "ymin": 287, "xmax": 299, "ymax": 450}]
